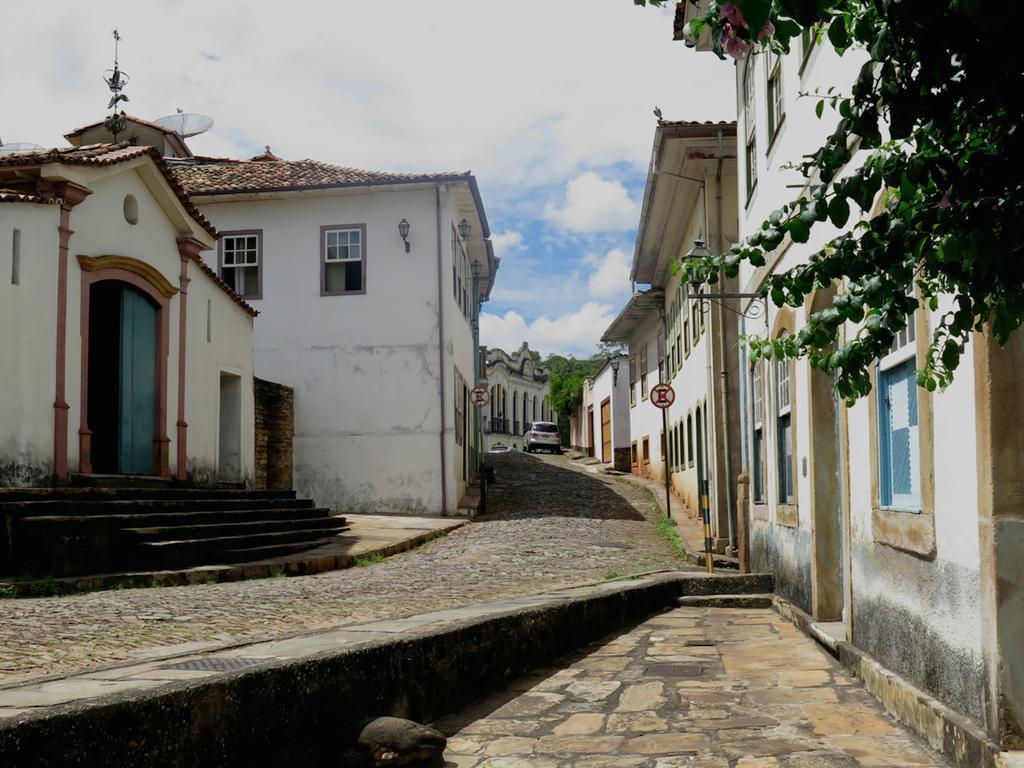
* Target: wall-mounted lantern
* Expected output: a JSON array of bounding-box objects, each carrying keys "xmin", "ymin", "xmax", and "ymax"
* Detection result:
[
  {"xmin": 610, "ymin": 357, "xmax": 620, "ymax": 385},
  {"xmin": 398, "ymin": 219, "xmax": 411, "ymax": 253},
  {"xmin": 458, "ymin": 218, "xmax": 471, "ymax": 241}
]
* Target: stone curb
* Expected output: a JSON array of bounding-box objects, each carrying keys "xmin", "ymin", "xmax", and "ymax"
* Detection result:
[
  {"xmin": 0, "ymin": 572, "xmax": 771, "ymax": 767},
  {"xmin": 772, "ymin": 594, "xmax": 1001, "ymax": 768},
  {"xmin": 0, "ymin": 520, "xmax": 464, "ymax": 597}
]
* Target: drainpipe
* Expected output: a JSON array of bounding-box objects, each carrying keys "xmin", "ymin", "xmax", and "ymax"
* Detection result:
[
  {"xmin": 714, "ymin": 128, "xmax": 737, "ymax": 552},
  {"xmin": 435, "ymin": 184, "xmax": 449, "ymax": 515}
]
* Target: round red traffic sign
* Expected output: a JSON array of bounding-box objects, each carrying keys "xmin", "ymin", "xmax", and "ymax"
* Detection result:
[
  {"xmin": 470, "ymin": 387, "xmax": 490, "ymax": 407},
  {"xmin": 650, "ymin": 383, "xmax": 675, "ymax": 409}
]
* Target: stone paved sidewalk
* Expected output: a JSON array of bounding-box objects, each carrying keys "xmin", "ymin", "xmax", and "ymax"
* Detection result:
[
  {"xmin": 436, "ymin": 605, "xmax": 952, "ymax": 767},
  {"xmin": 0, "ymin": 452, "xmax": 691, "ymax": 685}
]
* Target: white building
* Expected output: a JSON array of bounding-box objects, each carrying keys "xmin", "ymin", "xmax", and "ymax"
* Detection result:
[
  {"xmin": 170, "ymin": 151, "xmax": 497, "ymax": 516},
  {"xmin": 602, "ymin": 121, "xmax": 741, "ymax": 552},
  {"xmin": 0, "ymin": 144, "xmax": 256, "ymax": 486},
  {"xmin": 483, "ymin": 342, "xmax": 553, "ymax": 451},
  {"xmin": 671, "ymin": 8, "xmax": 1024, "ymax": 750},
  {"xmin": 569, "ymin": 355, "xmax": 630, "ymax": 470}
]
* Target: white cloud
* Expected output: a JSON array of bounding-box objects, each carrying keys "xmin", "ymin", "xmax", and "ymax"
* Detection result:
[
  {"xmin": 491, "ymin": 230, "xmax": 525, "ymax": 261},
  {"xmin": 543, "ymin": 172, "xmax": 640, "ymax": 233},
  {"xmin": 587, "ymin": 248, "xmax": 631, "ymax": 298},
  {"xmin": 481, "ymin": 302, "xmax": 619, "ymax": 358},
  {"xmin": 4, "ymin": 2, "xmax": 735, "ymax": 192}
]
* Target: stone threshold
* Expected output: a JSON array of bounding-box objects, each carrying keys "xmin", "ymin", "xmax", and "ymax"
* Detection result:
[
  {"xmin": 0, "ymin": 571, "xmax": 772, "ymax": 766},
  {"xmin": 772, "ymin": 594, "xmax": 1002, "ymax": 768},
  {"xmin": 0, "ymin": 513, "xmax": 464, "ymax": 596}
]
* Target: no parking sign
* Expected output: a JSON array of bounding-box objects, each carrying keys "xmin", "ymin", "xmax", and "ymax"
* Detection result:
[{"xmin": 650, "ymin": 383, "xmax": 675, "ymax": 409}]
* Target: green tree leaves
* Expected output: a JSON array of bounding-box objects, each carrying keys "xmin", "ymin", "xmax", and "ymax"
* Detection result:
[{"xmin": 649, "ymin": 0, "xmax": 1024, "ymax": 400}]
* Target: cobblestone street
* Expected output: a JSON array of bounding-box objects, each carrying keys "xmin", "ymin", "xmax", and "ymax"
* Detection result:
[
  {"xmin": 0, "ymin": 453, "xmax": 689, "ymax": 685},
  {"xmin": 436, "ymin": 605, "xmax": 953, "ymax": 767}
]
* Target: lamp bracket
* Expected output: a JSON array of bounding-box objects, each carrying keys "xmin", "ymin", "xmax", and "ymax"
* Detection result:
[{"xmin": 686, "ymin": 290, "xmax": 767, "ymax": 320}]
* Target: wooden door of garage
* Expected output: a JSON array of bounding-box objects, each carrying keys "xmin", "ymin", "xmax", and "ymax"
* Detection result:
[{"xmin": 600, "ymin": 398, "xmax": 612, "ymax": 464}]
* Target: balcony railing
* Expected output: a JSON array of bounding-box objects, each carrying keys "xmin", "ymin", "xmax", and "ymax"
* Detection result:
[{"xmin": 485, "ymin": 417, "xmax": 510, "ymax": 435}]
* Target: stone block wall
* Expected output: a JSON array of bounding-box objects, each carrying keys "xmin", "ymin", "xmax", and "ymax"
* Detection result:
[{"xmin": 254, "ymin": 378, "xmax": 294, "ymax": 491}]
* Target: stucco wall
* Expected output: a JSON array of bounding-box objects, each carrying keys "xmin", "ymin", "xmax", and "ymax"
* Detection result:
[
  {"xmin": 183, "ymin": 264, "xmax": 256, "ymax": 485},
  {"xmin": 0, "ymin": 204, "xmax": 60, "ymax": 484},
  {"xmin": 196, "ymin": 184, "xmax": 477, "ymax": 514},
  {"xmin": 0, "ymin": 164, "xmax": 255, "ymax": 487}
]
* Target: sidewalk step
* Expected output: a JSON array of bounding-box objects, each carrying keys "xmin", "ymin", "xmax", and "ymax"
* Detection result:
[
  {"xmin": 678, "ymin": 593, "xmax": 774, "ymax": 609},
  {"xmin": 126, "ymin": 512, "xmax": 342, "ymax": 542}
]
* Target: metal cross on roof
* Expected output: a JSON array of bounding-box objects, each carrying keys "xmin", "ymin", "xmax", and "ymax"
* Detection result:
[{"xmin": 102, "ymin": 29, "xmax": 130, "ymax": 141}]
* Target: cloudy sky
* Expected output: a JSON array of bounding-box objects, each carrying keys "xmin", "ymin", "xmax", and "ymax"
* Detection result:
[{"xmin": 2, "ymin": 1, "xmax": 735, "ymax": 358}]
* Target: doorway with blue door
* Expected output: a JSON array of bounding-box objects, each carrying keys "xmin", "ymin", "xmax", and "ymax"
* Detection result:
[{"xmin": 87, "ymin": 281, "xmax": 159, "ymax": 475}]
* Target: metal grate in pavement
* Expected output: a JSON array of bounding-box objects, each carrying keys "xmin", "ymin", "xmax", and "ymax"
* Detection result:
[
  {"xmin": 683, "ymin": 640, "xmax": 716, "ymax": 647},
  {"xmin": 644, "ymin": 664, "xmax": 704, "ymax": 677},
  {"xmin": 159, "ymin": 657, "xmax": 265, "ymax": 672}
]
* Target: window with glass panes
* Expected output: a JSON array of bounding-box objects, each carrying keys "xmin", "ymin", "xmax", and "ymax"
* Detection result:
[
  {"xmin": 322, "ymin": 226, "xmax": 365, "ymax": 295},
  {"xmin": 657, "ymin": 332, "xmax": 665, "ymax": 384},
  {"xmin": 629, "ymin": 355, "xmax": 637, "ymax": 406},
  {"xmin": 878, "ymin": 293, "xmax": 921, "ymax": 510},
  {"xmin": 752, "ymin": 362, "xmax": 766, "ymax": 503},
  {"xmin": 767, "ymin": 54, "xmax": 784, "ymax": 146},
  {"xmin": 451, "ymin": 225, "xmax": 471, "ymax": 318},
  {"xmin": 776, "ymin": 339, "xmax": 795, "ymax": 504},
  {"xmin": 220, "ymin": 232, "xmax": 260, "ymax": 298},
  {"xmin": 687, "ymin": 413, "xmax": 694, "ymax": 467},
  {"xmin": 743, "ymin": 58, "xmax": 758, "ymax": 197},
  {"xmin": 640, "ymin": 346, "xmax": 649, "ymax": 398}
]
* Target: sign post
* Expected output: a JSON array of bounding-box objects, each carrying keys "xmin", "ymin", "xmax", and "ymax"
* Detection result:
[
  {"xmin": 651, "ymin": 383, "xmax": 712, "ymax": 573},
  {"xmin": 471, "ymin": 387, "xmax": 490, "ymax": 514},
  {"xmin": 650, "ymin": 384, "xmax": 676, "ymax": 527}
]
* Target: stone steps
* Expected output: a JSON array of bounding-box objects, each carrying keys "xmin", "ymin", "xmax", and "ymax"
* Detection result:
[
  {"xmin": 0, "ymin": 497, "xmax": 314, "ymax": 518},
  {"xmin": 1, "ymin": 486, "xmax": 343, "ymax": 578},
  {"xmin": 0, "ymin": 487, "xmax": 297, "ymax": 503},
  {"xmin": 139, "ymin": 521, "xmax": 348, "ymax": 570},
  {"xmin": 677, "ymin": 593, "xmax": 774, "ymax": 609}
]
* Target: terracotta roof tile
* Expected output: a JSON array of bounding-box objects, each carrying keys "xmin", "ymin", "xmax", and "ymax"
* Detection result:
[
  {"xmin": 0, "ymin": 144, "xmax": 258, "ymax": 317},
  {"xmin": 0, "ymin": 144, "xmax": 216, "ymax": 237},
  {"xmin": 0, "ymin": 187, "xmax": 55, "ymax": 204},
  {"xmin": 64, "ymin": 114, "xmax": 177, "ymax": 140},
  {"xmin": 170, "ymin": 156, "xmax": 470, "ymax": 196}
]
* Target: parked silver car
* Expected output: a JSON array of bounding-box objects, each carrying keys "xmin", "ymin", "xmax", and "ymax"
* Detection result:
[{"xmin": 524, "ymin": 422, "xmax": 561, "ymax": 454}]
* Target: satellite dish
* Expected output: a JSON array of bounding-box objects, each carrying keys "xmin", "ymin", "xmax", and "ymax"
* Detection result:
[
  {"xmin": 0, "ymin": 142, "xmax": 46, "ymax": 154},
  {"xmin": 153, "ymin": 112, "xmax": 214, "ymax": 138}
]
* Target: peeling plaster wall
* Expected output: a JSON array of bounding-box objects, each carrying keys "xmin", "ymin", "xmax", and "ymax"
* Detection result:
[
  {"xmin": 750, "ymin": 518, "xmax": 812, "ymax": 613},
  {"xmin": 197, "ymin": 188, "xmax": 458, "ymax": 514},
  {"xmin": 851, "ymin": 541, "xmax": 985, "ymax": 722},
  {"xmin": 735, "ymin": 37, "xmax": 987, "ymax": 728}
]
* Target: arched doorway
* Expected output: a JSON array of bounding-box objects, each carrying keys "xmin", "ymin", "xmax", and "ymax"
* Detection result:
[
  {"xmin": 78, "ymin": 256, "xmax": 175, "ymax": 478},
  {"xmin": 87, "ymin": 281, "xmax": 159, "ymax": 474}
]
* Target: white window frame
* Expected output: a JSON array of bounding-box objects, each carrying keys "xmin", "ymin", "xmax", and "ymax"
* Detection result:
[
  {"xmin": 321, "ymin": 225, "xmax": 365, "ymax": 296},
  {"xmin": 220, "ymin": 231, "xmax": 261, "ymax": 299}
]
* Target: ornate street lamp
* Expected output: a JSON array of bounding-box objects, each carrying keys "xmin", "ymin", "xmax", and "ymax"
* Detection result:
[
  {"xmin": 398, "ymin": 218, "xmax": 411, "ymax": 253},
  {"xmin": 458, "ymin": 218, "xmax": 471, "ymax": 241}
]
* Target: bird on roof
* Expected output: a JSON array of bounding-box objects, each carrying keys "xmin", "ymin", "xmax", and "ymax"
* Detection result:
[{"xmin": 654, "ymin": 106, "xmax": 664, "ymax": 123}]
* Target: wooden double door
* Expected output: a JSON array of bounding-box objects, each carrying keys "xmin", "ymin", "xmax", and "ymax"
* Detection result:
[
  {"xmin": 88, "ymin": 282, "xmax": 158, "ymax": 475},
  {"xmin": 600, "ymin": 398, "xmax": 612, "ymax": 464}
]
